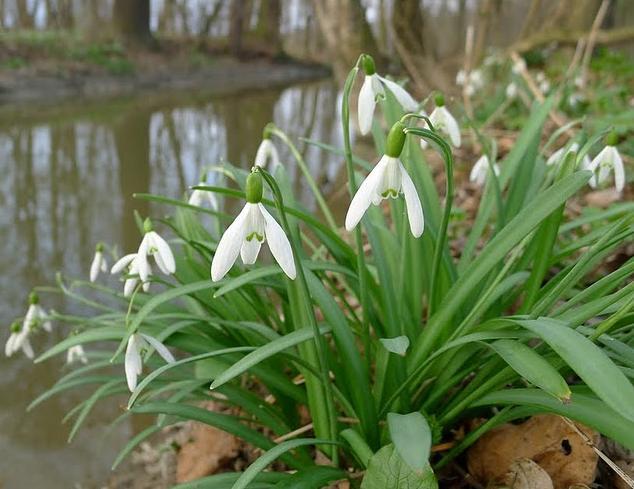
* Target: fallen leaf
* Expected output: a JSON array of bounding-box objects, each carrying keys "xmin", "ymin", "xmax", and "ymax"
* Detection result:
[
  {"xmin": 504, "ymin": 458, "xmax": 554, "ymax": 489},
  {"xmin": 467, "ymin": 415, "xmax": 598, "ymax": 489}
]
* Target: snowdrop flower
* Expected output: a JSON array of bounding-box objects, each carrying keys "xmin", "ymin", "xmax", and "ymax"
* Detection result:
[
  {"xmin": 470, "ymin": 155, "xmax": 500, "ymax": 187},
  {"xmin": 254, "ymin": 125, "xmax": 281, "ymax": 170},
  {"xmin": 506, "ymin": 82, "xmax": 518, "ymax": 99},
  {"xmin": 536, "ymin": 72, "xmax": 550, "ymax": 93},
  {"xmin": 456, "ymin": 69, "xmax": 467, "ymax": 86},
  {"xmin": 211, "ymin": 171, "xmax": 296, "ymax": 281},
  {"xmin": 125, "ymin": 333, "xmax": 175, "ymax": 392},
  {"xmin": 90, "ymin": 243, "xmax": 108, "ymax": 282},
  {"xmin": 24, "ymin": 292, "xmax": 52, "ymax": 333},
  {"xmin": 545, "ymin": 142, "xmax": 591, "ymax": 169},
  {"xmin": 66, "ymin": 344, "xmax": 88, "ymax": 365},
  {"xmin": 587, "ymin": 133, "xmax": 625, "ymax": 192},
  {"xmin": 429, "ymin": 94, "xmax": 461, "ymax": 148},
  {"xmin": 345, "ymin": 121, "xmax": 424, "ymax": 237},
  {"xmin": 189, "ymin": 184, "xmax": 218, "ymax": 210},
  {"xmin": 111, "ymin": 252, "xmax": 150, "ymax": 297},
  {"xmin": 512, "ymin": 57, "xmax": 526, "ymax": 74},
  {"xmin": 111, "ymin": 220, "xmax": 175, "ymax": 297},
  {"xmin": 5, "ymin": 321, "xmax": 33, "ymax": 358},
  {"xmin": 358, "ymin": 54, "xmax": 418, "ymax": 135}
]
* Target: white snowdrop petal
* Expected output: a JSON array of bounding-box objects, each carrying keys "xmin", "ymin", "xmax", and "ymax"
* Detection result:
[
  {"xmin": 153, "ymin": 249, "xmax": 170, "ymax": 275},
  {"xmin": 358, "ymin": 75, "xmax": 377, "ymax": 136},
  {"xmin": 90, "ymin": 251, "xmax": 102, "ymax": 282},
  {"xmin": 259, "ymin": 204, "xmax": 296, "ymax": 280},
  {"xmin": 240, "ymin": 238, "xmax": 262, "ymax": 265},
  {"xmin": 611, "ymin": 148, "xmax": 625, "ymax": 193},
  {"xmin": 188, "ymin": 190, "xmax": 203, "ymax": 207},
  {"xmin": 141, "ymin": 334, "xmax": 175, "ymax": 364},
  {"xmin": 149, "ymin": 232, "xmax": 175, "ymax": 274},
  {"xmin": 5, "ymin": 334, "xmax": 16, "ymax": 357},
  {"xmin": 379, "ymin": 76, "xmax": 418, "ymax": 111},
  {"xmin": 399, "ymin": 163, "xmax": 424, "ymax": 237},
  {"xmin": 111, "ymin": 253, "xmax": 137, "ymax": 274},
  {"xmin": 125, "ymin": 335, "xmax": 143, "ymax": 392},
  {"xmin": 345, "ymin": 156, "xmax": 389, "ymax": 231},
  {"xmin": 255, "ymin": 139, "xmax": 272, "ymax": 168},
  {"xmin": 124, "ymin": 278, "xmax": 138, "ymax": 297},
  {"xmin": 21, "ymin": 337, "xmax": 34, "ymax": 359},
  {"xmin": 441, "ymin": 107, "xmax": 461, "ymax": 147},
  {"xmin": 211, "ymin": 204, "xmax": 250, "ymax": 281}
]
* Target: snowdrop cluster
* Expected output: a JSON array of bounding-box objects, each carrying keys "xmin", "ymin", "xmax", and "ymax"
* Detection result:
[{"xmin": 111, "ymin": 219, "xmax": 176, "ymax": 297}]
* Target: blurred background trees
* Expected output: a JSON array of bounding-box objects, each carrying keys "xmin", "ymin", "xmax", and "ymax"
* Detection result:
[{"xmin": 1, "ymin": 0, "xmax": 633, "ymax": 88}]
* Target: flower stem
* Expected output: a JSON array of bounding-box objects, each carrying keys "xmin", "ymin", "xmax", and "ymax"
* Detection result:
[
  {"xmin": 403, "ymin": 127, "xmax": 455, "ymax": 319},
  {"xmin": 257, "ymin": 167, "xmax": 339, "ymax": 464}
]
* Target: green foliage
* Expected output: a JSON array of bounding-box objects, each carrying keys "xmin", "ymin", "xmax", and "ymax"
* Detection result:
[{"xmin": 24, "ymin": 51, "xmax": 634, "ymax": 487}]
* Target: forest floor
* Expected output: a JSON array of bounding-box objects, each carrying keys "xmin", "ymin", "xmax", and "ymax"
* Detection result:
[{"xmin": 0, "ymin": 31, "xmax": 330, "ymax": 104}]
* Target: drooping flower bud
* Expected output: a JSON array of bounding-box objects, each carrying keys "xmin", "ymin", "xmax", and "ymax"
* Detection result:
[
  {"xmin": 361, "ymin": 54, "xmax": 376, "ymax": 76},
  {"xmin": 604, "ymin": 131, "xmax": 619, "ymax": 147},
  {"xmin": 385, "ymin": 121, "xmax": 406, "ymax": 158},
  {"xmin": 246, "ymin": 172, "xmax": 263, "ymax": 203}
]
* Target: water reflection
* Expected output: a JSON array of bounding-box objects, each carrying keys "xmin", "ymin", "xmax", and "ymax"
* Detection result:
[{"xmin": 0, "ymin": 78, "xmax": 341, "ymax": 488}]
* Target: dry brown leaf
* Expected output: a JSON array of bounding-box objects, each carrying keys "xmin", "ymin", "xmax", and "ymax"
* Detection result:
[
  {"xmin": 504, "ymin": 458, "xmax": 554, "ymax": 489},
  {"xmin": 584, "ymin": 189, "xmax": 620, "ymax": 207},
  {"xmin": 176, "ymin": 410, "xmax": 240, "ymax": 483},
  {"xmin": 467, "ymin": 415, "xmax": 598, "ymax": 489}
]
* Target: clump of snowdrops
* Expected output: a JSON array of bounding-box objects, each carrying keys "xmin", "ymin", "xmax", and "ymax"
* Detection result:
[{"xmin": 9, "ymin": 53, "xmax": 634, "ymax": 488}]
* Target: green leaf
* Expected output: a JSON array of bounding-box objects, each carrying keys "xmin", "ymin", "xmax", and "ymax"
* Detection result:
[
  {"xmin": 488, "ymin": 339, "xmax": 571, "ymax": 401},
  {"xmin": 273, "ymin": 466, "xmax": 346, "ymax": 488},
  {"xmin": 516, "ymin": 318, "xmax": 634, "ymax": 421},
  {"xmin": 210, "ymin": 325, "xmax": 331, "ymax": 390},
  {"xmin": 174, "ymin": 472, "xmax": 287, "ymax": 489},
  {"xmin": 387, "ymin": 412, "xmax": 432, "ymax": 471},
  {"xmin": 131, "ymin": 402, "xmax": 301, "ymax": 469},
  {"xmin": 361, "ymin": 444, "xmax": 438, "ymax": 489},
  {"xmin": 231, "ymin": 438, "xmax": 338, "ymax": 489},
  {"xmin": 35, "ymin": 326, "xmax": 124, "ymax": 363},
  {"xmin": 473, "ymin": 388, "xmax": 634, "ymax": 450},
  {"xmin": 380, "ymin": 336, "xmax": 411, "ymax": 356},
  {"xmin": 411, "ymin": 170, "xmax": 591, "ymax": 367}
]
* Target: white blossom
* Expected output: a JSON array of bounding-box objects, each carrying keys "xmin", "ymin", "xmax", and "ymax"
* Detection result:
[
  {"xmin": 345, "ymin": 155, "xmax": 424, "ymax": 237},
  {"xmin": 89, "ymin": 247, "xmax": 108, "ymax": 282},
  {"xmin": 358, "ymin": 74, "xmax": 418, "ymax": 135},
  {"xmin": 429, "ymin": 106, "xmax": 461, "ymax": 148},
  {"xmin": 254, "ymin": 139, "xmax": 281, "ymax": 170},
  {"xmin": 211, "ymin": 203, "xmax": 296, "ymax": 281},
  {"xmin": 125, "ymin": 333, "xmax": 175, "ymax": 392},
  {"xmin": 587, "ymin": 145, "xmax": 625, "ymax": 193},
  {"xmin": 470, "ymin": 155, "xmax": 500, "ymax": 187},
  {"xmin": 66, "ymin": 344, "xmax": 88, "ymax": 365}
]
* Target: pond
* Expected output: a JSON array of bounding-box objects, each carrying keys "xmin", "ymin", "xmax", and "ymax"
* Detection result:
[{"xmin": 0, "ymin": 77, "xmax": 345, "ymax": 488}]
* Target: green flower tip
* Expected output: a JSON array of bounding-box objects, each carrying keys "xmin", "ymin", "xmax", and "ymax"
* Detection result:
[
  {"xmin": 10, "ymin": 321, "xmax": 21, "ymax": 333},
  {"xmin": 143, "ymin": 218, "xmax": 153, "ymax": 233},
  {"xmin": 262, "ymin": 123, "xmax": 275, "ymax": 140},
  {"xmin": 28, "ymin": 292, "xmax": 39, "ymax": 305},
  {"xmin": 434, "ymin": 93, "xmax": 445, "ymax": 107},
  {"xmin": 604, "ymin": 131, "xmax": 619, "ymax": 147},
  {"xmin": 246, "ymin": 171, "xmax": 263, "ymax": 203},
  {"xmin": 361, "ymin": 54, "xmax": 376, "ymax": 76},
  {"xmin": 95, "ymin": 242, "xmax": 104, "ymax": 252},
  {"xmin": 385, "ymin": 121, "xmax": 406, "ymax": 158}
]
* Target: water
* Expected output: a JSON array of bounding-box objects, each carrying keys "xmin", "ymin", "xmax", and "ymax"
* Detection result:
[{"xmin": 0, "ymin": 78, "xmax": 343, "ymax": 488}]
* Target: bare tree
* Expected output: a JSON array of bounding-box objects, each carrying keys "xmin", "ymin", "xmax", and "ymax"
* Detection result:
[
  {"xmin": 254, "ymin": 0, "xmax": 282, "ymax": 55},
  {"xmin": 229, "ymin": 0, "xmax": 246, "ymax": 56}
]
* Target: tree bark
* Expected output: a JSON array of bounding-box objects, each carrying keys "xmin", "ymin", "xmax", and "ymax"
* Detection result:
[
  {"xmin": 311, "ymin": 0, "xmax": 382, "ymax": 79},
  {"xmin": 254, "ymin": 0, "xmax": 282, "ymax": 55},
  {"xmin": 229, "ymin": 0, "xmax": 246, "ymax": 57},
  {"xmin": 113, "ymin": 0, "xmax": 152, "ymax": 45}
]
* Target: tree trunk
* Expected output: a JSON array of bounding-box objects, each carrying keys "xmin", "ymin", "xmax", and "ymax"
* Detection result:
[
  {"xmin": 113, "ymin": 0, "xmax": 152, "ymax": 45},
  {"xmin": 391, "ymin": 0, "xmax": 450, "ymax": 94},
  {"xmin": 229, "ymin": 0, "xmax": 246, "ymax": 57},
  {"xmin": 311, "ymin": 0, "xmax": 382, "ymax": 79},
  {"xmin": 254, "ymin": 0, "xmax": 282, "ymax": 55}
]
